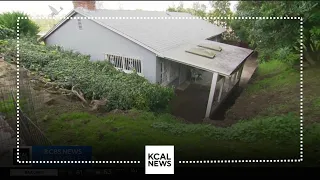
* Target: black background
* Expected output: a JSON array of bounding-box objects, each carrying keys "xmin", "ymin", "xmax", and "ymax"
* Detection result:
[
  {"xmin": 9, "ymin": 147, "xmax": 320, "ymax": 176},
  {"xmin": 1, "ymin": 166, "xmax": 319, "ymax": 176}
]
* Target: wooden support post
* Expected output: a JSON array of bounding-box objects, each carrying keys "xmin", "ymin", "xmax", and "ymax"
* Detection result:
[
  {"xmin": 231, "ymin": 74, "xmax": 234, "ymax": 85},
  {"xmin": 236, "ymin": 71, "xmax": 239, "ymax": 82},
  {"xmin": 237, "ymin": 65, "xmax": 244, "ymax": 83},
  {"xmin": 232, "ymin": 72, "xmax": 237, "ymax": 85},
  {"xmin": 205, "ymin": 72, "xmax": 219, "ymax": 118},
  {"xmin": 225, "ymin": 76, "xmax": 230, "ymax": 92},
  {"xmin": 178, "ymin": 65, "xmax": 181, "ymax": 85},
  {"xmin": 217, "ymin": 77, "xmax": 225, "ymax": 103}
]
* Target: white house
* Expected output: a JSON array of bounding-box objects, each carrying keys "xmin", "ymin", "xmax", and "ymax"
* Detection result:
[{"xmin": 41, "ymin": 1, "xmax": 253, "ymax": 119}]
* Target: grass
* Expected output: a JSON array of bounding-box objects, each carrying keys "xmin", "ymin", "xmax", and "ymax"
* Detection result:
[
  {"xmin": 256, "ymin": 60, "xmax": 289, "ymax": 76},
  {"xmin": 224, "ymin": 59, "xmax": 320, "ymax": 165},
  {"xmin": 313, "ymin": 97, "xmax": 320, "ymax": 108},
  {"xmin": 245, "ymin": 60, "xmax": 299, "ymax": 95},
  {"xmin": 0, "ymin": 93, "xmax": 31, "ymax": 115},
  {"xmin": 40, "ymin": 110, "xmax": 303, "ymax": 161},
  {"xmin": 0, "ymin": 97, "xmax": 15, "ymax": 114}
]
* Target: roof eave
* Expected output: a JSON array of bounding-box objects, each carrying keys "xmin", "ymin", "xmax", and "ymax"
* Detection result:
[
  {"xmin": 162, "ymin": 55, "xmax": 230, "ymax": 77},
  {"xmin": 206, "ymin": 30, "xmax": 226, "ymax": 40},
  {"xmin": 228, "ymin": 49, "xmax": 254, "ymax": 76},
  {"xmin": 41, "ymin": 10, "xmax": 78, "ymax": 41}
]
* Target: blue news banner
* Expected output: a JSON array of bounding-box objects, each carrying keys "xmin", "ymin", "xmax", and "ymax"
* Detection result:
[{"xmin": 31, "ymin": 146, "xmax": 92, "ymax": 168}]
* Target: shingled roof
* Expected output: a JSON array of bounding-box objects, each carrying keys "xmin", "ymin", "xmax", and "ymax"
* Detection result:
[
  {"xmin": 42, "ymin": 8, "xmax": 226, "ymax": 54},
  {"xmin": 161, "ymin": 40, "xmax": 253, "ymax": 76},
  {"xmin": 42, "ymin": 9, "xmax": 253, "ymax": 76}
]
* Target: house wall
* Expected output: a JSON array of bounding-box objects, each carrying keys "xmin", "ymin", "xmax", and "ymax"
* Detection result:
[{"xmin": 44, "ymin": 13, "xmax": 157, "ymax": 83}]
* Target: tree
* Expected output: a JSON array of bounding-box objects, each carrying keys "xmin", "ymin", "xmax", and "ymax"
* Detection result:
[
  {"xmin": 231, "ymin": 1, "xmax": 320, "ymax": 64},
  {"xmin": 166, "ymin": 1, "xmax": 207, "ymax": 18},
  {"xmin": 208, "ymin": 1, "xmax": 233, "ymax": 26},
  {"xmin": 0, "ymin": 24, "xmax": 14, "ymax": 39},
  {"xmin": 191, "ymin": 2, "xmax": 207, "ymax": 17},
  {"xmin": 206, "ymin": 1, "xmax": 236, "ymax": 42},
  {"xmin": 176, "ymin": 1, "xmax": 185, "ymax": 12},
  {"xmin": 167, "ymin": 2, "xmax": 186, "ymax": 13},
  {"xmin": 0, "ymin": 11, "xmax": 39, "ymax": 37}
]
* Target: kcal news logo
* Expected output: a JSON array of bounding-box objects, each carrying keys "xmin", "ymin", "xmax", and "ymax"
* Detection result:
[{"xmin": 145, "ymin": 145, "xmax": 174, "ymax": 174}]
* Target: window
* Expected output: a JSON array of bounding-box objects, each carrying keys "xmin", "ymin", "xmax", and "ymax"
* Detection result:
[
  {"xmin": 77, "ymin": 19, "xmax": 83, "ymax": 30},
  {"xmin": 105, "ymin": 54, "xmax": 142, "ymax": 74}
]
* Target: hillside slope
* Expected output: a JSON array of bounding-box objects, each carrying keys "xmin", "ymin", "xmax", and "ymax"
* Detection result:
[
  {"xmin": 224, "ymin": 60, "xmax": 320, "ymax": 165},
  {"xmin": 1, "ymin": 43, "xmax": 319, "ymax": 165},
  {"xmin": 226, "ymin": 60, "xmax": 320, "ymax": 125}
]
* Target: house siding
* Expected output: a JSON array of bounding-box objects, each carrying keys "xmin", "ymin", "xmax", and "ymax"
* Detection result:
[{"xmin": 44, "ymin": 13, "xmax": 157, "ymax": 83}]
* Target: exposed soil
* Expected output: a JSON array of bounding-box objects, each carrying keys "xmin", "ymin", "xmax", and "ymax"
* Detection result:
[
  {"xmin": 0, "ymin": 59, "xmax": 16, "ymax": 87},
  {"xmin": 170, "ymin": 84, "xmax": 210, "ymax": 123},
  {"xmin": 216, "ymin": 88, "xmax": 299, "ymax": 127}
]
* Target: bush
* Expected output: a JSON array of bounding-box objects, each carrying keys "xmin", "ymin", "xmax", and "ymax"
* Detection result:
[
  {"xmin": 151, "ymin": 113, "xmax": 300, "ymax": 144},
  {"xmin": 274, "ymin": 47, "xmax": 300, "ymax": 66},
  {"xmin": 257, "ymin": 46, "xmax": 300, "ymax": 66},
  {"xmin": 0, "ymin": 11, "xmax": 39, "ymax": 37},
  {"xmin": 0, "ymin": 25, "xmax": 14, "ymax": 39},
  {"xmin": 1, "ymin": 38, "xmax": 175, "ymax": 112},
  {"xmin": 256, "ymin": 47, "xmax": 274, "ymax": 63},
  {"xmin": 225, "ymin": 113, "xmax": 300, "ymax": 144}
]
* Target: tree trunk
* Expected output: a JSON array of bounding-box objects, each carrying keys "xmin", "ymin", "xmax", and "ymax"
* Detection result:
[
  {"xmin": 304, "ymin": 31, "xmax": 317, "ymax": 65},
  {"xmin": 305, "ymin": 51, "xmax": 316, "ymax": 65}
]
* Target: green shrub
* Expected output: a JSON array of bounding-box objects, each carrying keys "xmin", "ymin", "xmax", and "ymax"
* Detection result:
[
  {"xmin": 152, "ymin": 113, "xmax": 300, "ymax": 144},
  {"xmin": 304, "ymin": 123, "xmax": 320, "ymax": 147},
  {"xmin": 1, "ymin": 38, "xmax": 175, "ymax": 112},
  {"xmin": 0, "ymin": 25, "xmax": 14, "ymax": 39},
  {"xmin": 274, "ymin": 47, "xmax": 300, "ymax": 66},
  {"xmin": 257, "ymin": 46, "xmax": 300, "ymax": 66},
  {"xmin": 0, "ymin": 98, "xmax": 15, "ymax": 114},
  {"xmin": 225, "ymin": 113, "xmax": 300, "ymax": 144},
  {"xmin": 256, "ymin": 47, "xmax": 274, "ymax": 63},
  {"xmin": 0, "ymin": 11, "xmax": 39, "ymax": 37}
]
